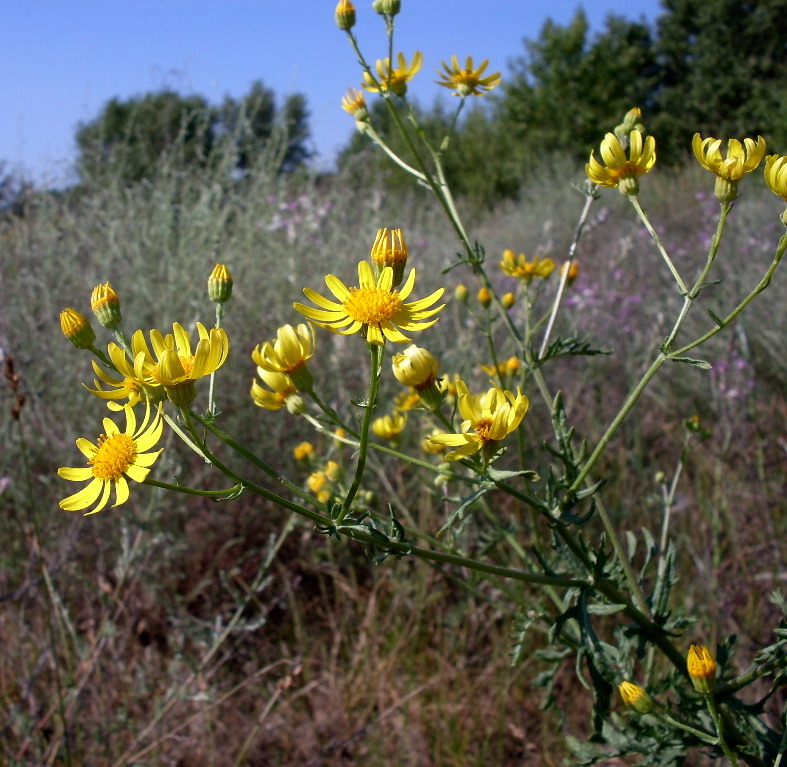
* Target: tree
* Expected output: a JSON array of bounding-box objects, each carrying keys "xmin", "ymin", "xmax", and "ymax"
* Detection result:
[
  {"xmin": 652, "ymin": 0, "xmax": 787, "ymax": 160},
  {"xmin": 75, "ymin": 82, "xmax": 312, "ymax": 184}
]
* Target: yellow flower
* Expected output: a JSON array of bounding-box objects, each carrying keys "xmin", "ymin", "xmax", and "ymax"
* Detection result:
[
  {"xmin": 60, "ymin": 308, "xmax": 96, "ymax": 350},
  {"xmin": 618, "ymin": 682, "xmax": 655, "ymax": 715},
  {"xmin": 394, "ymin": 388, "xmax": 421, "ymax": 411},
  {"xmin": 436, "ymin": 55, "xmax": 501, "ymax": 97},
  {"xmin": 586, "ymin": 130, "xmax": 656, "ymax": 195},
  {"xmin": 362, "ymin": 52, "xmax": 424, "ymax": 97},
  {"xmin": 687, "ymin": 644, "xmax": 717, "ymax": 694},
  {"xmin": 341, "ymin": 88, "xmax": 368, "ymax": 121},
  {"xmin": 152, "ymin": 322, "xmax": 229, "ymax": 386},
  {"xmin": 560, "ymin": 260, "xmax": 580, "ymax": 286},
  {"xmin": 252, "ymin": 323, "xmax": 315, "ymax": 390},
  {"xmin": 429, "ymin": 380, "xmax": 529, "ymax": 460},
  {"xmin": 293, "ymin": 441, "xmax": 314, "ymax": 461},
  {"xmin": 499, "ymin": 250, "xmax": 556, "ymax": 283},
  {"xmin": 477, "ymin": 286, "xmax": 491, "ymax": 307},
  {"xmin": 421, "ymin": 430, "xmax": 447, "ymax": 454},
  {"xmin": 454, "ymin": 284, "xmax": 468, "ymax": 303},
  {"xmin": 307, "ymin": 470, "xmax": 328, "ymax": 494},
  {"xmin": 324, "ymin": 460, "xmax": 341, "ymax": 481},
  {"xmin": 372, "ymin": 413, "xmax": 407, "ymax": 440},
  {"xmin": 693, "ymin": 134, "xmax": 765, "ymax": 182},
  {"xmin": 91, "ymin": 282, "xmax": 122, "ymax": 328},
  {"xmin": 250, "ymin": 368, "xmax": 300, "ymax": 412},
  {"xmin": 480, "ymin": 356, "xmax": 520, "ymax": 378},
  {"xmin": 693, "ymin": 133, "xmax": 765, "ymax": 202},
  {"xmin": 294, "ymin": 260, "xmax": 445, "ymax": 346},
  {"xmin": 764, "ymin": 154, "xmax": 787, "ymax": 200},
  {"xmin": 58, "ymin": 401, "xmax": 164, "ymax": 515}
]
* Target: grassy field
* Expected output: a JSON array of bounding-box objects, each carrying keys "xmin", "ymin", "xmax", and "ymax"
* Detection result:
[{"xmin": 0, "ymin": 141, "xmax": 785, "ymax": 765}]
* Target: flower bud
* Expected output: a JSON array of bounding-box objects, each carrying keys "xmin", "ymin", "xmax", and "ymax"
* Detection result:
[
  {"xmin": 618, "ymin": 681, "xmax": 655, "ymax": 715},
  {"xmin": 392, "ymin": 344, "xmax": 438, "ymax": 389},
  {"xmin": 501, "ymin": 292, "xmax": 515, "ymax": 310},
  {"xmin": 335, "ymin": 0, "xmax": 356, "ymax": 30},
  {"xmin": 372, "ymin": 413, "xmax": 407, "ymax": 440},
  {"xmin": 560, "ymin": 260, "xmax": 579, "ymax": 286},
  {"xmin": 477, "ymin": 286, "xmax": 491, "ymax": 308},
  {"xmin": 91, "ymin": 282, "xmax": 122, "ymax": 329},
  {"xmin": 454, "ymin": 284, "xmax": 468, "ymax": 303},
  {"xmin": 60, "ymin": 308, "xmax": 96, "ymax": 349},
  {"xmin": 373, "ymin": 0, "xmax": 400, "ymax": 14},
  {"xmin": 687, "ymin": 644, "xmax": 717, "ymax": 694},
  {"xmin": 341, "ymin": 88, "xmax": 368, "ymax": 123},
  {"xmin": 293, "ymin": 441, "xmax": 314, "ymax": 461},
  {"xmin": 370, "ymin": 227, "xmax": 408, "ymax": 286},
  {"xmin": 208, "ymin": 263, "xmax": 233, "ymax": 304}
]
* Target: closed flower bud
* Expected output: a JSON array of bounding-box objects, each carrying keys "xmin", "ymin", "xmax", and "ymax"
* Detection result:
[
  {"xmin": 60, "ymin": 308, "xmax": 96, "ymax": 349},
  {"xmin": 335, "ymin": 0, "xmax": 356, "ymax": 30},
  {"xmin": 501, "ymin": 292, "xmax": 515, "ymax": 309},
  {"xmin": 560, "ymin": 260, "xmax": 579, "ymax": 285},
  {"xmin": 687, "ymin": 644, "xmax": 717, "ymax": 694},
  {"xmin": 618, "ymin": 681, "xmax": 655, "ymax": 715},
  {"xmin": 392, "ymin": 344, "xmax": 438, "ymax": 389},
  {"xmin": 477, "ymin": 286, "xmax": 492, "ymax": 308},
  {"xmin": 293, "ymin": 441, "xmax": 314, "ymax": 461},
  {"xmin": 374, "ymin": 0, "xmax": 400, "ymax": 14},
  {"xmin": 370, "ymin": 227, "xmax": 408, "ymax": 286},
  {"xmin": 208, "ymin": 263, "xmax": 233, "ymax": 304},
  {"xmin": 454, "ymin": 284, "xmax": 468, "ymax": 303},
  {"xmin": 91, "ymin": 282, "xmax": 122, "ymax": 328}
]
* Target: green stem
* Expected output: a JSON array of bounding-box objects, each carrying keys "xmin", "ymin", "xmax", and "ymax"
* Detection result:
[
  {"xmin": 656, "ymin": 712, "xmax": 719, "ymax": 746},
  {"xmin": 207, "ymin": 302, "xmax": 224, "ymax": 416},
  {"xmin": 705, "ymin": 693, "xmax": 741, "ymax": 766},
  {"xmin": 629, "ymin": 195, "xmax": 688, "ymax": 295},
  {"xmin": 334, "ymin": 343, "xmax": 383, "ymax": 525}
]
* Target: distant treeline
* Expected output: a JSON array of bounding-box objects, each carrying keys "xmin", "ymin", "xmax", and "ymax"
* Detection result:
[{"xmin": 3, "ymin": 0, "xmax": 785, "ymax": 208}]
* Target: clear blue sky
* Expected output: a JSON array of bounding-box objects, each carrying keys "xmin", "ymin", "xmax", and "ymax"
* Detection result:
[{"xmin": 4, "ymin": 0, "xmax": 662, "ymax": 185}]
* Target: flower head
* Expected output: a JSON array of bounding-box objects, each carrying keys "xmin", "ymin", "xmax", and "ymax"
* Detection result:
[
  {"xmin": 293, "ymin": 441, "xmax": 314, "ymax": 461},
  {"xmin": 363, "ymin": 52, "xmax": 424, "ymax": 97},
  {"xmin": 91, "ymin": 282, "xmax": 122, "ymax": 328},
  {"xmin": 60, "ymin": 308, "xmax": 96, "ymax": 350},
  {"xmin": 58, "ymin": 401, "xmax": 164, "ymax": 515},
  {"xmin": 499, "ymin": 250, "xmax": 556, "ymax": 283},
  {"xmin": 429, "ymin": 380, "xmax": 529, "ymax": 461},
  {"xmin": 693, "ymin": 133, "xmax": 765, "ymax": 202},
  {"xmin": 372, "ymin": 412, "xmax": 407, "ymax": 440},
  {"xmin": 764, "ymin": 154, "xmax": 787, "ymax": 200},
  {"xmin": 252, "ymin": 323, "xmax": 315, "ymax": 391},
  {"xmin": 687, "ymin": 644, "xmax": 717, "ymax": 694},
  {"xmin": 618, "ymin": 682, "xmax": 655, "ymax": 715},
  {"xmin": 436, "ymin": 55, "xmax": 501, "ymax": 97},
  {"xmin": 342, "ymin": 88, "xmax": 368, "ymax": 122},
  {"xmin": 586, "ymin": 130, "xmax": 656, "ymax": 195},
  {"xmin": 294, "ymin": 260, "xmax": 444, "ymax": 346},
  {"xmin": 392, "ymin": 344, "xmax": 439, "ymax": 389},
  {"xmin": 250, "ymin": 368, "xmax": 302, "ymax": 413}
]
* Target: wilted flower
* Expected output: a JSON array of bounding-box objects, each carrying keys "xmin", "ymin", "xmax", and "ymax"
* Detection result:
[{"xmin": 341, "ymin": 88, "xmax": 368, "ymax": 122}]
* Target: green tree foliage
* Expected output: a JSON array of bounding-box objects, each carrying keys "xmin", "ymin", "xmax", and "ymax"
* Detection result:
[
  {"xmin": 652, "ymin": 0, "xmax": 787, "ymax": 161},
  {"xmin": 494, "ymin": 10, "xmax": 657, "ymax": 167},
  {"xmin": 75, "ymin": 81, "xmax": 312, "ymax": 184}
]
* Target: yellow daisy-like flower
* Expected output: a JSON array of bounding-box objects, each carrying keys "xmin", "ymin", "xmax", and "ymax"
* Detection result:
[
  {"xmin": 152, "ymin": 322, "xmax": 229, "ymax": 386},
  {"xmin": 499, "ymin": 250, "xmax": 556, "ymax": 283},
  {"xmin": 764, "ymin": 154, "xmax": 787, "ymax": 200},
  {"xmin": 436, "ymin": 55, "xmax": 501, "ymax": 97},
  {"xmin": 586, "ymin": 130, "xmax": 656, "ymax": 195},
  {"xmin": 362, "ymin": 52, "xmax": 424, "ymax": 97},
  {"xmin": 294, "ymin": 260, "xmax": 445, "ymax": 347},
  {"xmin": 429, "ymin": 380, "xmax": 529, "ymax": 460},
  {"xmin": 394, "ymin": 388, "xmax": 421, "ymax": 412},
  {"xmin": 341, "ymin": 87, "xmax": 368, "ymax": 121},
  {"xmin": 58, "ymin": 401, "xmax": 164, "ymax": 516},
  {"xmin": 372, "ymin": 412, "xmax": 407, "ymax": 440},
  {"xmin": 692, "ymin": 134, "xmax": 765, "ymax": 182},
  {"xmin": 693, "ymin": 133, "xmax": 765, "ymax": 202},
  {"xmin": 252, "ymin": 323, "xmax": 315, "ymax": 390},
  {"xmin": 250, "ymin": 368, "xmax": 301, "ymax": 412},
  {"xmin": 86, "ymin": 335, "xmax": 163, "ymax": 408}
]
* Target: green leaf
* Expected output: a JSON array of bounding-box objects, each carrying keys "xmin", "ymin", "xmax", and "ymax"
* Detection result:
[{"xmin": 668, "ymin": 356, "xmax": 712, "ymax": 369}]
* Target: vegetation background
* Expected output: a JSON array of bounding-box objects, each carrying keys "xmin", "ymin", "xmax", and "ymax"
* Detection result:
[{"xmin": 0, "ymin": 0, "xmax": 785, "ymax": 763}]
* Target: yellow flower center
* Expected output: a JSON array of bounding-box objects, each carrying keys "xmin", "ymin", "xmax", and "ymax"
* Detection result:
[
  {"xmin": 474, "ymin": 417, "xmax": 494, "ymax": 443},
  {"xmin": 89, "ymin": 433, "xmax": 136, "ymax": 481},
  {"xmin": 343, "ymin": 287, "xmax": 402, "ymax": 325},
  {"xmin": 179, "ymin": 355, "xmax": 195, "ymax": 377}
]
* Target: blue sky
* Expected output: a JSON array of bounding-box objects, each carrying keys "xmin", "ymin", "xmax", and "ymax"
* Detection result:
[{"xmin": 4, "ymin": 0, "xmax": 662, "ymax": 184}]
